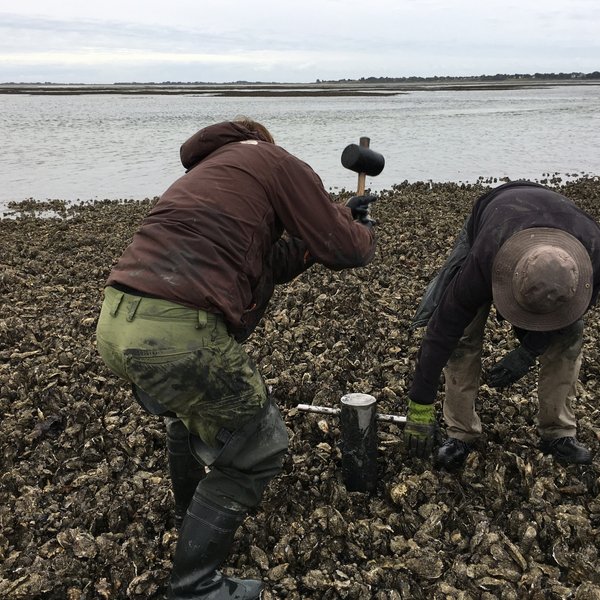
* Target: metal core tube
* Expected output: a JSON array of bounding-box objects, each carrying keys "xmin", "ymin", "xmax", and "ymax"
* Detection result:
[{"xmin": 339, "ymin": 393, "xmax": 378, "ymax": 493}]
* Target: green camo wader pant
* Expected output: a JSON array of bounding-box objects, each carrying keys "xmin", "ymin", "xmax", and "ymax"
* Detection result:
[
  {"xmin": 96, "ymin": 286, "xmax": 289, "ymax": 510},
  {"xmin": 443, "ymin": 303, "xmax": 584, "ymax": 443}
]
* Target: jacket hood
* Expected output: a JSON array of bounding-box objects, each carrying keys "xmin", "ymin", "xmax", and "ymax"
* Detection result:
[{"xmin": 180, "ymin": 121, "xmax": 266, "ymax": 171}]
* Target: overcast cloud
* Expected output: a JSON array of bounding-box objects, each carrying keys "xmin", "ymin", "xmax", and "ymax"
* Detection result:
[{"xmin": 1, "ymin": 0, "xmax": 599, "ymax": 83}]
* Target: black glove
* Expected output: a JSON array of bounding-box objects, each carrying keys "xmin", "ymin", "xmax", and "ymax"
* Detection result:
[
  {"xmin": 346, "ymin": 195, "xmax": 377, "ymax": 225},
  {"xmin": 487, "ymin": 345, "xmax": 536, "ymax": 388}
]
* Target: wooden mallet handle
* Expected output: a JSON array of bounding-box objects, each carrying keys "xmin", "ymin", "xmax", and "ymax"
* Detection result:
[{"xmin": 357, "ymin": 136, "xmax": 370, "ymax": 195}]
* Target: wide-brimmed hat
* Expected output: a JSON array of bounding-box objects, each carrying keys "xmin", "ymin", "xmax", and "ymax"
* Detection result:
[{"xmin": 492, "ymin": 228, "xmax": 593, "ymax": 331}]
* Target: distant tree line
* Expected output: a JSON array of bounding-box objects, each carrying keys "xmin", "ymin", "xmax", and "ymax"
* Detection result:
[
  {"xmin": 4, "ymin": 72, "xmax": 599, "ymax": 86},
  {"xmin": 317, "ymin": 72, "xmax": 600, "ymax": 83}
]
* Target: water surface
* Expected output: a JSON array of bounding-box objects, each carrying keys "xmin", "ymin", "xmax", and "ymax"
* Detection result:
[{"xmin": 1, "ymin": 85, "xmax": 599, "ymax": 209}]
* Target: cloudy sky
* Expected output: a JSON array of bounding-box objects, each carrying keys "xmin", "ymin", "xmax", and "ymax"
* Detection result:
[{"xmin": 1, "ymin": 0, "xmax": 598, "ymax": 83}]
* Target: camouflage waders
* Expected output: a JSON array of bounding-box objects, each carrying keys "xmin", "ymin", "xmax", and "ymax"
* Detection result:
[
  {"xmin": 97, "ymin": 286, "xmax": 288, "ymax": 598},
  {"xmin": 96, "ymin": 286, "xmax": 289, "ymax": 511}
]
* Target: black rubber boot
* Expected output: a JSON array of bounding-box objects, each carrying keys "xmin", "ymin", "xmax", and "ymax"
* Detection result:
[
  {"xmin": 540, "ymin": 436, "xmax": 592, "ymax": 464},
  {"xmin": 168, "ymin": 493, "xmax": 263, "ymax": 599},
  {"xmin": 166, "ymin": 420, "xmax": 207, "ymax": 528},
  {"xmin": 435, "ymin": 437, "xmax": 472, "ymax": 471}
]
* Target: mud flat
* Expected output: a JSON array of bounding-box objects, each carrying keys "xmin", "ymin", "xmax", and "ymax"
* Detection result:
[
  {"xmin": 1, "ymin": 178, "xmax": 599, "ymax": 599},
  {"xmin": 2, "ymin": 80, "xmax": 598, "ymax": 96}
]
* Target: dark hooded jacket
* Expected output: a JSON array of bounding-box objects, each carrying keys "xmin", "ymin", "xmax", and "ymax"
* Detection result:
[{"xmin": 107, "ymin": 121, "xmax": 376, "ymax": 340}]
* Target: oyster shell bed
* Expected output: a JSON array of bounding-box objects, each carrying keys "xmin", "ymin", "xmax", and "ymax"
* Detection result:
[{"xmin": 1, "ymin": 178, "xmax": 599, "ymax": 600}]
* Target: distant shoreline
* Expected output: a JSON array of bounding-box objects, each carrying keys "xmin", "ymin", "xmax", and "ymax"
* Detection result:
[{"xmin": 1, "ymin": 79, "xmax": 599, "ymax": 96}]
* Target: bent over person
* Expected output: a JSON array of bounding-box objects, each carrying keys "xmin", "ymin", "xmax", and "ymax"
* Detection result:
[
  {"xmin": 405, "ymin": 181, "xmax": 600, "ymax": 470},
  {"xmin": 95, "ymin": 118, "xmax": 376, "ymax": 599}
]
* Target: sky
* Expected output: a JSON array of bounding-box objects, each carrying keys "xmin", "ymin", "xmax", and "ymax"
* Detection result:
[{"xmin": 1, "ymin": 0, "xmax": 599, "ymax": 84}]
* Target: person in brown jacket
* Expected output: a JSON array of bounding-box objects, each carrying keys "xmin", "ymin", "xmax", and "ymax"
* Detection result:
[{"xmin": 96, "ymin": 118, "xmax": 376, "ymax": 600}]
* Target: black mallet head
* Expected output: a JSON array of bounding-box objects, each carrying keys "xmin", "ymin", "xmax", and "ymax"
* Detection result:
[{"xmin": 341, "ymin": 143, "xmax": 385, "ymax": 177}]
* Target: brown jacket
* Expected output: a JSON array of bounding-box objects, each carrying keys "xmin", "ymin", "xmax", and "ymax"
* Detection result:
[{"xmin": 107, "ymin": 121, "xmax": 376, "ymax": 340}]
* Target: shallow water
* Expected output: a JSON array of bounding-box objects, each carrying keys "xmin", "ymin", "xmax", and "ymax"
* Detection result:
[{"xmin": 1, "ymin": 84, "xmax": 599, "ymax": 208}]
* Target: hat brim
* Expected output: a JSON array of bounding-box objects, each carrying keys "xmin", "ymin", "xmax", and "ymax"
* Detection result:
[{"xmin": 492, "ymin": 228, "xmax": 592, "ymax": 331}]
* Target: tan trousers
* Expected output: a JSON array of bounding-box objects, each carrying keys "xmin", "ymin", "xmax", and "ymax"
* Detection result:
[{"xmin": 443, "ymin": 304, "xmax": 583, "ymax": 442}]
